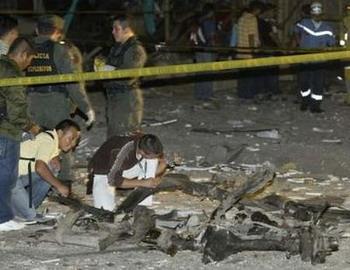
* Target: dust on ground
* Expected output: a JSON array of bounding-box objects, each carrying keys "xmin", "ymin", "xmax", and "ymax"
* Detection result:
[{"xmin": 2, "ymin": 78, "xmax": 350, "ymax": 270}]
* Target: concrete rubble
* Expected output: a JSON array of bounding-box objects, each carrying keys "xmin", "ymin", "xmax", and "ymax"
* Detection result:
[{"xmin": 3, "ymin": 85, "xmax": 350, "ymax": 269}]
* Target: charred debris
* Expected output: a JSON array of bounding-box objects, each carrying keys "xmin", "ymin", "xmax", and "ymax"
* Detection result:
[{"xmin": 37, "ymin": 162, "xmax": 350, "ymax": 266}]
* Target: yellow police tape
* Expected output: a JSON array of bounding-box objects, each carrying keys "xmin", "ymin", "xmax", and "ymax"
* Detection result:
[{"xmin": 1, "ymin": 50, "xmax": 350, "ymax": 87}]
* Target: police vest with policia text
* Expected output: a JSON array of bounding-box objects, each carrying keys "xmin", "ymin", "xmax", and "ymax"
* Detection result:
[
  {"xmin": 26, "ymin": 41, "xmax": 58, "ymax": 76},
  {"xmin": 26, "ymin": 40, "xmax": 66, "ymax": 94}
]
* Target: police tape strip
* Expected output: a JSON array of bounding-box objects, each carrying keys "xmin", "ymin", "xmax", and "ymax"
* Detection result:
[
  {"xmin": 154, "ymin": 43, "xmax": 345, "ymax": 55},
  {"xmin": 1, "ymin": 50, "xmax": 350, "ymax": 88}
]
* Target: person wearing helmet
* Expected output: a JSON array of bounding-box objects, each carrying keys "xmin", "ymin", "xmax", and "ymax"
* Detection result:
[{"xmin": 294, "ymin": 1, "xmax": 335, "ymax": 113}]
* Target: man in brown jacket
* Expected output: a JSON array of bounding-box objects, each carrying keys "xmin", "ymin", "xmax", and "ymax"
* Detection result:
[{"xmin": 87, "ymin": 134, "xmax": 166, "ymax": 210}]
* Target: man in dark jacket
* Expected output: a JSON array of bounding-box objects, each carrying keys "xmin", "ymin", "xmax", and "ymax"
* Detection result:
[
  {"xmin": 27, "ymin": 15, "xmax": 95, "ymax": 129},
  {"xmin": 87, "ymin": 134, "xmax": 166, "ymax": 210},
  {"xmin": 0, "ymin": 37, "xmax": 37, "ymax": 231},
  {"xmin": 96, "ymin": 15, "xmax": 147, "ymax": 137}
]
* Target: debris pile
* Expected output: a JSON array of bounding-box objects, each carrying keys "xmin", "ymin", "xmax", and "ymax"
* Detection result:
[{"xmin": 38, "ymin": 162, "xmax": 348, "ymax": 265}]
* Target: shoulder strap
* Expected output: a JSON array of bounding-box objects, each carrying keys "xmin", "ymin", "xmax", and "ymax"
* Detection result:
[
  {"xmin": 19, "ymin": 131, "xmax": 54, "ymax": 161},
  {"xmin": 109, "ymin": 37, "xmax": 139, "ymax": 67},
  {"xmin": 120, "ymin": 37, "xmax": 139, "ymax": 55},
  {"xmin": 42, "ymin": 131, "xmax": 55, "ymax": 140}
]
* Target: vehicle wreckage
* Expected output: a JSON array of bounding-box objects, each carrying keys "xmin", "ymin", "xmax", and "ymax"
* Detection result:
[{"xmin": 41, "ymin": 162, "xmax": 347, "ymax": 265}]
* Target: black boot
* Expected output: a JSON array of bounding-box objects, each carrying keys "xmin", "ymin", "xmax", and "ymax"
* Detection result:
[
  {"xmin": 310, "ymin": 100, "xmax": 324, "ymax": 113},
  {"xmin": 300, "ymin": 97, "xmax": 310, "ymax": 111}
]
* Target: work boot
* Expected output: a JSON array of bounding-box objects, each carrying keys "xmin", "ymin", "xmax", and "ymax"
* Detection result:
[
  {"xmin": 299, "ymin": 97, "xmax": 310, "ymax": 111},
  {"xmin": 310, "ymin": 100, "xmax": 324, "ymax": 113}
]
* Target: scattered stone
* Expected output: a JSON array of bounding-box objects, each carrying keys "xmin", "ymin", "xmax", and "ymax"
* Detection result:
[
  {"xmin": 279, "ymin": 163, "xmax": 297, "ymax": 173},
  {"xmin": 313, "ymin": 127, "xmax": 334, "ymax": 133},
  {"xmin": 322, "ymin": 139, "xmax": 342, "ymax": 144},
  {"xmin": 205, "ymin": 145, "xmax": 229, "ymax": 165},
  {"xmin": 227, "ymin": 120, "xmax": 244, "ymax": 128},
  {"xmin": 256, "ymin": 129, "xmax": 280, "ymax": 140},
  {"xmin": 186, "ymin": 215, "xmax": 200, "ymax": 227},
  {"xmin": 246, "ymin": 146, "xmax": 260, "ymax": 152}
]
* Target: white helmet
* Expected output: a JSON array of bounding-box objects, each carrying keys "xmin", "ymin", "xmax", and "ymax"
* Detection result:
[{"xmin": 310, "ymin": 1, "xmax": 323, "ymax": 15}]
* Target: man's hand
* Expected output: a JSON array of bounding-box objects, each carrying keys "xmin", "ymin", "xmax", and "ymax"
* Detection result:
[
  {"xmin": 49, "ymin": 157, "xmax": 61, "ymax": 174},
  {"xmin": 143, "ymin": 177, "xmax": 162, "ymax": 188},
  {"xmin": 85, "ymin": 109, "xmax": 96, "ymax": 127},
  {"xmin": 56, "ymin": 183, "xmax": 70, "ymax": 197},
  {"xmin": 29, "ymin": 124, "xmax": 41, "ymax": 136}
]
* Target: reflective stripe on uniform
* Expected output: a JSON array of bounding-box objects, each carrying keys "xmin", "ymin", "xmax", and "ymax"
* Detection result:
[
  {"xmin": 301, "ymin": 89, "xmax": 311, "ymax": 97},
  {"xmin": 197, "ymin": 28, "xmax": 206, "ymax": 44},
  {"xmin": 311, "ymin": 93, "xmax": 323, "ymax": 100},
  {"xmin": 296, "ymin": 23, "xmax": 334, "ymax": 37}
]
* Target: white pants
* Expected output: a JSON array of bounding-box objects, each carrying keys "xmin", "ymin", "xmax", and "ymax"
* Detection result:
[
  {"xmin": 93, "ymin": 158, "xmax": 159, "ymax": 210},
  {"xmin": 93, "ymin": 174, "xmax": 116, "ymax": 211}
]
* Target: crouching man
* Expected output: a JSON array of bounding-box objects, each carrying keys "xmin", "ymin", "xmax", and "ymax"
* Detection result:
[
  {"xmin": 11, "ymin": 119, "xmax": 81, "ymax": 221},
  {"xmin": 87, "ymin": 134, "xmax": 166, "ymax": 211}
]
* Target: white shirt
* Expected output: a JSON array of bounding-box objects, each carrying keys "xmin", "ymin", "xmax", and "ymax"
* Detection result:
[{"xmin": 0, "ymin": 40, "xmax": 9, "ymax": 55}]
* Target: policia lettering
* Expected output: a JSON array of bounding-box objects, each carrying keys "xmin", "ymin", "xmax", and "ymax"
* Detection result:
[{"xmin": 26, "ymin": 41, "xmax": 57, "ymax": 77}]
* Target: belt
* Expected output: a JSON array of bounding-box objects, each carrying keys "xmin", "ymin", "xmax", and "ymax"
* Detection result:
[
  {"xmin": 106, "ymin": 84, "xmax": 138, "ymax": 95},
  {"xmin": 27, "ymin": 85, "xmax": 67, "ymax": 95}
]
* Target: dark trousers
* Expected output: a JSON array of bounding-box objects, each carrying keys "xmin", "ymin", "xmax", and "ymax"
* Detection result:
[
  {"xmin": 194, "ymin": 52, "xmax": 216, "ymax": 100},
  {"xmin": 259, "ymin": 67, "xmax": 280, "ymax": 95},
  {"xmin": 106, "ymin": 87, "xmax": 143, "ymax": 138},
  {"xmin": 298, "ymin": 64, "xmax": 325, "ymax": 101},
  {"xmin": 0, "ymin": 135, "xmax": 19, "ymax": 223},
  {"xmin": 237, "ymin": 69, "xmax": 265, "ymax": 99}
]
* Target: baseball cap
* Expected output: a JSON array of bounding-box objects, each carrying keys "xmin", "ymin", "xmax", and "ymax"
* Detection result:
[{"xmin": 37, "ymin": 15, "xmax": 64, "ymax": 30}]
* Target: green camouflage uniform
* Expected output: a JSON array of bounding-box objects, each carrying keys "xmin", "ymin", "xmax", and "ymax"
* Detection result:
[
  {"xmin": 0, "ymin": 55, "xmax": 33, "ymax": 141},
  {"xmin": 105, "ymin": 36, "xmax": 147, "ymax": 137}
]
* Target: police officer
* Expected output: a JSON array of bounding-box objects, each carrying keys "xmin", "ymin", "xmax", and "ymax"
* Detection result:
[
  {"xmin": 294, "ymin": 2, "xmax": 335, "ymax": 113},
  {"xmin": 27, "ymin": 15, "xmax": 95, "ymax": 129},
  {"xmin": 96, "ymin": 15, "xmax": 147, "ymax": 138},
  {"xmin": 26, "ymin": 15, "xmax": 95, "ymax": 182}
]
